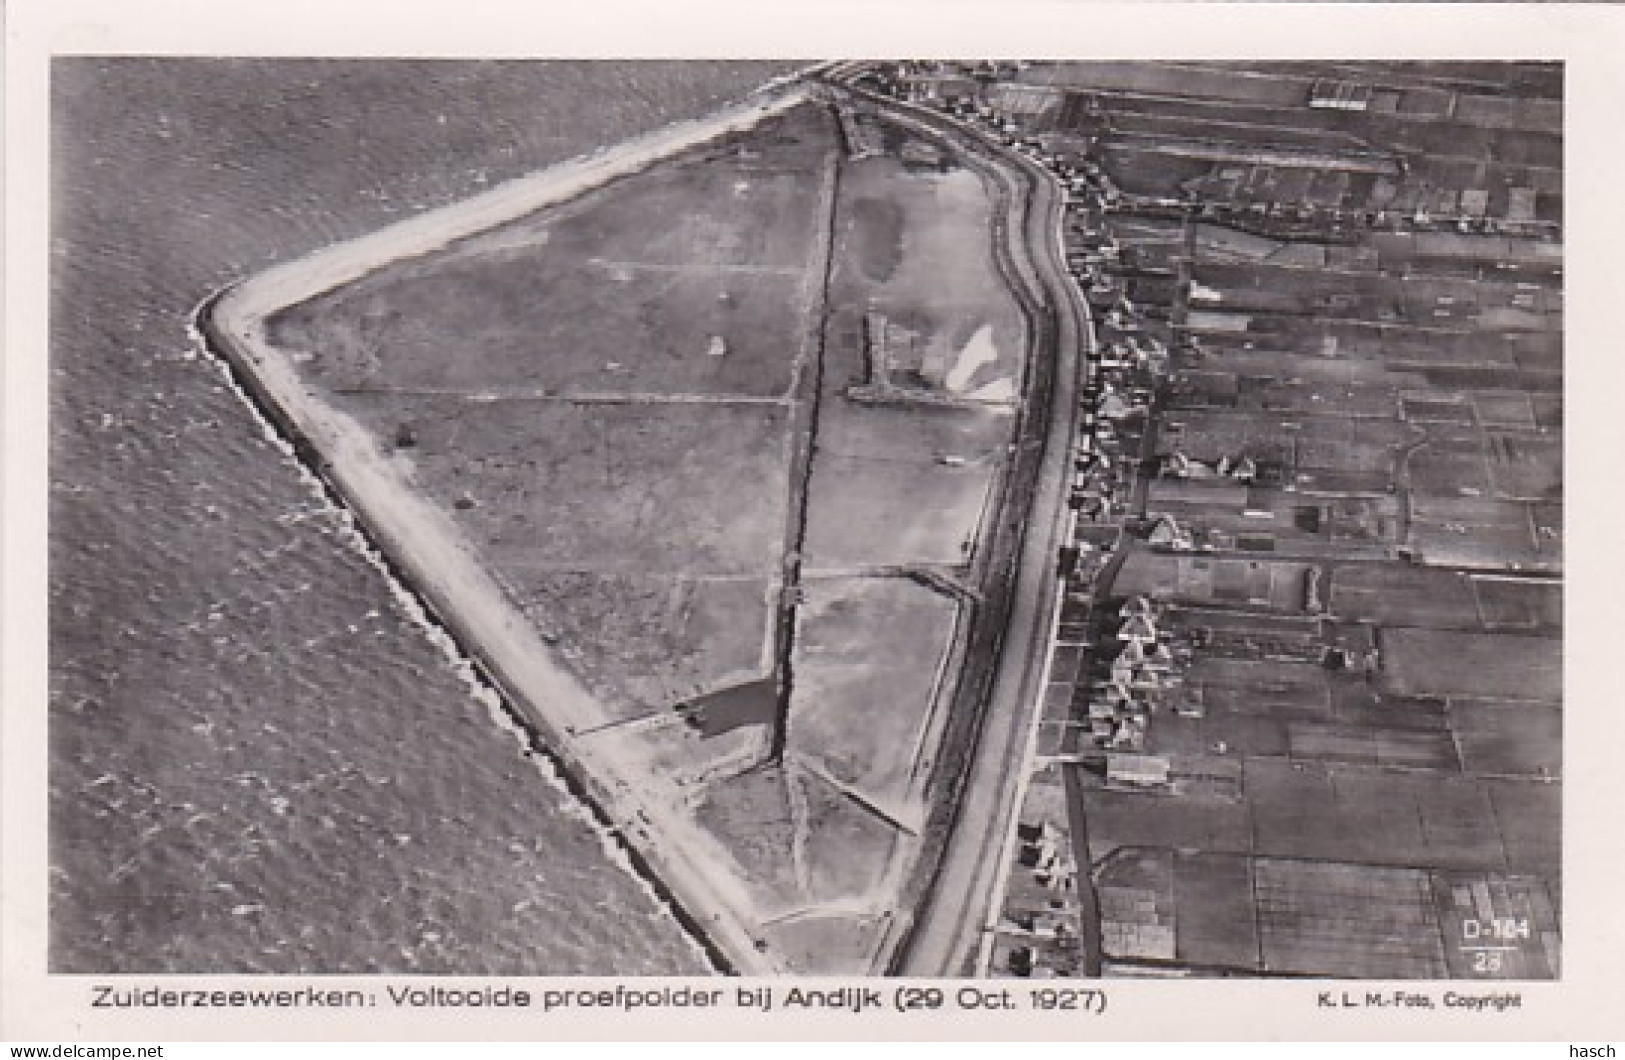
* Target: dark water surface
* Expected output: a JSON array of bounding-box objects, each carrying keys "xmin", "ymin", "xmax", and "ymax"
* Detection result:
[{"xmin": 50, "ymin": 58, "xmax": 798, "ymax": 974}]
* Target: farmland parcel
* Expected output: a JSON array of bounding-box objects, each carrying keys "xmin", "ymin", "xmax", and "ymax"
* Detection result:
[
  {"xmin": 205, "ymin": 85, "xmax": 1046, "ymax": 973},
  {"xmin": 939, "ymin": 59, "xmax": 1565, "ymax": 981}
]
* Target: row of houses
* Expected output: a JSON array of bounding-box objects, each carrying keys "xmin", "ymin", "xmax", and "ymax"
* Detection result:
[
  {"xmin": 997, "ymin": 816, "xmax": 1088, "ymax": 978},
  {"xmin": 857, "ymin": 60, "xmax": 1184, "ymax": 977},
  {"xmin": 1082, "ymin": 597, "xmax": 1195, "ymax": 769}
]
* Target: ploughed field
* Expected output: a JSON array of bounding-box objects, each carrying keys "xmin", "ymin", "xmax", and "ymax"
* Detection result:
[
  {"xmin": 988, "ymin": 58, "xmax": 1564, "ymax": 981},
  {"xmin": 50, "ymin": 58, "xmax": 803, "ymax": 975},
  {"xmin": 238, "ymin": 98, "xmax": 1035, "ymax": 970}
]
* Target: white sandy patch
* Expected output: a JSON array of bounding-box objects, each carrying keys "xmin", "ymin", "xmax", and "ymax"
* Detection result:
[
  {"xmin": 967, "ymin": 377, "xmax": 1018, "ymax": 404},
  {"xmin": 944, "ymin": 323, "xmax": 999, "ymax": 393}
]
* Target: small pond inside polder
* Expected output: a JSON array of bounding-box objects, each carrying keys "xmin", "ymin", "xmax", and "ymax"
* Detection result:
[{"xmin": 677, "ymin": 676, "xmax": 779, "ymax": 738}]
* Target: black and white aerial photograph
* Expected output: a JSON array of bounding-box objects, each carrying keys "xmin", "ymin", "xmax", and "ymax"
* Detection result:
[{"xmin": 45, "ymin": 55, "xmax": 1565, "ymax": 987}]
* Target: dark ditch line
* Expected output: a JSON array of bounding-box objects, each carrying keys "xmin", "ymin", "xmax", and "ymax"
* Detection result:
[
  {"xmin": 192, "ymin": 287, "xmax": 736, "ymax": 977},
  {"xmin": 835, "ymin": 103, "xmax": 1065, "ymax": 974},
  {"xmin": 891, "ymin": 186, "xmax": 1054, "ymax": 973},
  {"xmin": 767, "ymin": 122, "xmax": 844, "ymax": 766},
  {"xmin": 1060, "ymin": 738, "xmax": 1106, "ymax": 976},
  {"xmin": 1052, "ymin": 545, "xmax": 1141, "ymax": 978}
]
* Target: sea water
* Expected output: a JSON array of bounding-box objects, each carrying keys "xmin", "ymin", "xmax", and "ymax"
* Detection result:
[{"xmin": 50, "ymin": 57, "xmax": 799, "ymax": 974}]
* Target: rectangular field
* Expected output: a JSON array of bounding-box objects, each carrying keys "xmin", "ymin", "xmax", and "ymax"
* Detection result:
[
  {"xmin": 1472, "ymin": 575, "xmax": 1562, "ymax": 630},
  {"xmin": 1080, "ymin": 784, "xmax": 1255, "ymax": 862},
  {"xmin": 1253, "ymin": 860, "xmax": 1449, "ymax": 978},
  {"xmin": 802, "ymin": 120, "xmax": 1026, "ymax": 572},
  {"xmin": 787, "ymin": 576, "xmax": 961, "ymax": 814},
  {"xmin": 517, "ymin": 573, "xmax": 773, "ymax": 715},
  {"xmin": 1451, "ymin": 699, "xmax": 1560, "ymax": 778},
  {"xmin": 1380, "ymin": 628, "xmax": 1560, "ymax": 702},
  {"xmin": 1329, "ymin": 564, "xmax": 1483, "ymax": 628},
  {"xmin": 1173, "ymin": 853, "xmax": 1260, "ymax": 970},
  {"xmin": 338, "ymin": 395, "xmax": 793, "ymax": 577},
  {"xmin": 828, "ymin": 144, "xmax": 1027, "ymax": 387},
  {"xmin": 803, "ymin": 403, "xmax": 1002, "ymax": 570}
]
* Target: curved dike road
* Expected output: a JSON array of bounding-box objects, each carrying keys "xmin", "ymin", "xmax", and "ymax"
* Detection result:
[{"xmin": 829, "ymin": 82, "xmax": 1094, "ymax": 977}]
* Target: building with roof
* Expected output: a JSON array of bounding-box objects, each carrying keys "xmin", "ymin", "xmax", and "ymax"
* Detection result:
[
  {"xmin": 1106, "ymin": 752, "xmax": 1172, "ymax": 788},
  {"xmin": 1087, "ymin": 699, "xmax": 1122, "ymax": 721},
  {"xmin": 1144, "ymin": 641, "xmax": 1177, "ymax": 672},
  {"xmin": 1148, "ymin": 513, "xmax": 1193, "ymax": 550},
  {"xmin": 1121, "ymin": 596, "xmax": 1156, "ymax": 620},
  {"xmin": 1308, "ymin": 79, "xmax": 1374, "ymax": 112},
  {"xmin": 1508, "ymin": 187, "xmax": 1539, "ymax": 223},
  {"xmin": 1109, "ymin": 716, "xmax": 1147, "ymax": 751},
  {"xmin": 1118, "ymin": 613, "xmax": 1160, "ymax": 644},
  {"xmin": 1098, "ymin": 390, "xmax": 1136, "ymax": 421}
]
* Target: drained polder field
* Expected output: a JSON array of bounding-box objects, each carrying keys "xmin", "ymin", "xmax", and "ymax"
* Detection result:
[
  {"xmin": 50, "ymin": 58, "xmax": 802, "ymax": 974},
  {"xmin": 179, "ymin": 77, "xmax": 1043, "ymax": 972}
]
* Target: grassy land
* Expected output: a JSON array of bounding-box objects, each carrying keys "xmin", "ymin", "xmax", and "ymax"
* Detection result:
[
  {"xmin": 691, "ymin": 765, "xmax": 804, "ymax": 907},
  {"xmin": 804, "ymin": 453, "xmax": 994, "ymax": 569},
  {"xmin": 269, "ymin": 104, "xmax": 836, "ymax": 400},
  {"xmin": 238, "ymin": 84, "xmax": 1043, "ymax": 973},
  {"xmin": 827, "ymin": 148, "xmax": 1026, "ymax": 394},
  {"xmin": 800, "ymin": 123, "xmax": 1026, "ymax": 572},
  {"xmin": 263, "ymin": 103, "xmax": 836, "ymax": 735},
  {"xmin": 1380, "ymin": 628, "xmax": 1561, "ymax": 702},
  {"xmin": 788, "ymin": 577, "xmax": 961, "ymax": 814},
  {"xmin": 326, "ymin": 394, "xmax": 789, "ymax": 721},
  {"xmin": 341, "ymin": 396, "xmax": 793, "ymax": 575},
  {"xmin": 795, "ymin": 765, "xmax": 904, "ymax": 904},
  {"xmin": 516, "ymin": 573, "xmax": 773, "ymax": 715}
]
